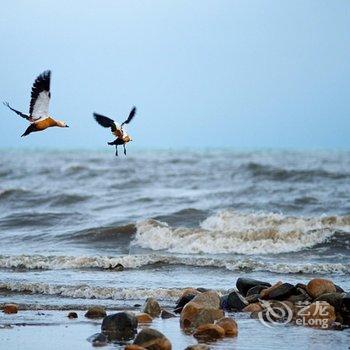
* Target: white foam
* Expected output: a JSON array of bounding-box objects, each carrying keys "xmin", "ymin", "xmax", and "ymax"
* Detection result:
[
  {"xmin": 0, "ymin": 281, "xmax": 182, "ymax": 301},
  {"xmin": 0, "ymin": 254, "xmax": 165, "ymax": 270},
  {"xmin": 0, "ymin": 254, "xmax": 348, "ymax": 275},
  {"xmin": 132, "ymin": 210, "xmax": 350, "ymax": 255}
]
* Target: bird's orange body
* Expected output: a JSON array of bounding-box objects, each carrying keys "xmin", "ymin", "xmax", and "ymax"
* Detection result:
[{"xmin": 34, "ymin": 117, "xmax": 58, "ymax": 130}]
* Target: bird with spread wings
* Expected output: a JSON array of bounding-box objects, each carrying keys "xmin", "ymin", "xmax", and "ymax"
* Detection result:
[
  {"xmin": 93, "ymin": 107, "xmax": 136, "ymax": 156},
  {"xmin": 3, "ymin": 70, "xmax": 69, "ymax": 137}
]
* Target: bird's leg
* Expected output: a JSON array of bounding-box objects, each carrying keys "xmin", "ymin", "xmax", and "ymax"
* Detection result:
[
  {"xmin": 123, "ymin": 144, "xmax": 127, "ymax": 155},
  {"xmin": 115, "ymin": 145, "xmax": 119, "ymax": 157}
]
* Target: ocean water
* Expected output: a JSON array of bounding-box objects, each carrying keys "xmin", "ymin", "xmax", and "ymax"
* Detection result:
[{"xmin": 0, "ymin": 149, "xmax": 349, "ymax": 348}]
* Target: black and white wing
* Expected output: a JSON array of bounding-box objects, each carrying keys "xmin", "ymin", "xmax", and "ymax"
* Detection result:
[
  {"xmin": 93, "ymin": 113, "xmax": 117, "ymax": 132},
  {"xmin": 3, "ymin": 102, "xmax": 30, "ymax": 120},
  {"xmin": 29, "ymin": 70, "xmax": 51, "ymax": 120},
  {"xmin": 121, "ymin": 106, "xmax": 136, "ymax": 127}
]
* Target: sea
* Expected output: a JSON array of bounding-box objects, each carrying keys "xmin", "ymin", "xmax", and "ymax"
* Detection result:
[{"xmin": 0, "ymin": 149, "xmax": 349, "ymax": 349}]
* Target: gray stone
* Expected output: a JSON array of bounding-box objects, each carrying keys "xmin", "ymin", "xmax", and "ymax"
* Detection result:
[
  {"xmin": 236, "ymin": 278, "xmax": 271, "ymax": 296},
  {"xmin": 222, "ymin": 291, "xmax": 248, "ymax": 311},
  {"xmin": 267, "ymin": 283, "xmax": 296, "ymax": 300},
  {"xmin": 101, "ymin": 311, "xmax": 138, "ymax": 341},
  {"xmin": 315, "ymin": 292, "xmax": 344, "ymax": 312}
]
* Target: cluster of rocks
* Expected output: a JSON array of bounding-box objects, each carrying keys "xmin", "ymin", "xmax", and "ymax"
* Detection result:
[
  {"xmin": 84, "ymin": 293, "xmax": 238, "ymax": 349},
  {"xmin": 222, "ymin": 277, "xmax": 350, "ymax": 330},
  {"xmin": 2, "ymin": 277, "xmax": 349, "ymax": 349}
]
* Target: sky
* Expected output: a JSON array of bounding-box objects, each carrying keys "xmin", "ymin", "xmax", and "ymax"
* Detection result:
[{"xmin": 0, "ymin": 0, "xmax": 349, "ymax": 150}]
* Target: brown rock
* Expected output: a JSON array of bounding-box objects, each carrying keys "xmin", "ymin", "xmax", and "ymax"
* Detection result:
[
  {"xmin": 134, "ymin": 328, "xmax": 171, "ymax": 350},
  {"xmin": 306, "ymin": 279, "xmax": 336, "ymax": 299},
  {"xmin": 137, "ymin": 313, "xmax": 153, "ymax": 323},
  {"xmin": 191, "ymin": 291, "xmax": 221, "ymax": 309},
  {"xmin": 160, "ymin": 309, "xmax": 176, "ymax": 319},
  {"xmin": 184, "ymin": 346, "xmax": 210, "ymax": 350},
  {"xmin": 180, "ymin": 301, "xmax": 224, "ymax": 329},
  {"xmin": 125, "ymin": 346, "xmax": 146, "ymax": 350},
  {"xmin": 215, "ymin": 317, "xmax": 238, "ymax": 336},
  {"xmin": 85, "ymin": 306, "xmax": 107, "ymax": 319},
  {"xmin": 193, "ymin": 324, "xmax": 225, "ymax": 341},
  {"xmin": 143, "ymin": 298, "xmax": 161, "ymax": 318},
  {"xmin": 68, "ymin": 311, "xmax": 78, "ymax": 319},
  {"xmin": 242, "ymin": 302, "xmax": 263, "ymax": 313},
  {"xmin": 3, "ymin": 304, "xmax": 18, "ymax": 314},
  {"xmin": 260, "ymin": 281, "xmax": 283, "ymax": 299},
  {"xmin": 294, "ymin": 301, "xmax": 336, "ymax": 329},
  {"xmin": 181, "ymin": 288, "xmax": 201, "ymax": 298}
]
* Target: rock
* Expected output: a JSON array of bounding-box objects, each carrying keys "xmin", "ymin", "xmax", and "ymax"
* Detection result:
[
  {"xmin": 125, "ymin": 346, "xmax": 146, "ymax": 350},
  {"xmin": 287, "ymin": 286, "xmax": 311, "ymax": 303},
  {"xmin": 220, "ymin": 294, "xmax": 229, "ymax": 309},
  {"xmin": 3, "ymin": 304, "xmax": 18, "ymax": 314},
  {"xmin": 108, "ymin": 263, "xmax": 124, "ymax": 271},
  {"xmin": 335, "ymin": 284, "xmax": 345, "ymax": 293},
  {"xmin": 260, "ymin": 281, "xmax": 283, "ymax": 299},
  {"xmin": 137, "ymin": 313, "xmax": 153, "ymax": 323},
  {"xmin": 294, "ymin": 301, "xmax": 336, "ymax": 329},
  {"xmin": 215, "ymin": 317, "xmax": 238, "ymax": 336},
  {"xmin": 133, "ymin": 328, "xmax": 171, "ymax": 350},
  {"xmin": 246, "ymin": 285, "xmax": 268, "ymax": 297},
  {"xmin": 245, "ymin": 294, "xmax": 260, "ymax": 304},
  {"xmin": 184, "ymin": 346, "xmax": 210, "ymax": 350},
  {"xmin": 221, "ymin": 291, "xmax": 247, "ymax": 311},
  {"xmin": 315, "ymin": 293, "xmax": 344, "ymax": 312},
  {"xmin": 295, "ymin": 283, "xmax": 308, "ymax": 291},
  {"xmin": 236, "ymin": 278, "xmax": 271, "ymax": 296},
  {"xmin": 180, "ymin": 288, "xmax": 202, "ymax": 298},
  {"xmin": 193, "ymin": 324, "xmax": 225, "ymax": 341},
  {"xmin": 174, "ymin": 294, "xmax": 197, "ymax": 313},
  {"xmin": 265, "ymin": 283, "xmax": 296, "ymax": 300},
  {"xmin": 160, "ymin": 309, "xmax": 176, "ymax": 319},
  {"xmin": 287, "ymin": 294, "xmax": 311, "ymax": 304},
  {"xmin": 68, "ymin": 312, "xmax": 78, "ymax": 319},
  {"xmin": 306, "ymin": 279, "xmax": 336, "ymax": 299},
  {"xmin": 242, "ymin": 303, "xmax": 262, "ymax": 313},
  {"xmin": 101, "ymin": 311, "xmax": 138, "ymax": 341},
  {"xmin": 341, "ymin": 293, "xmax": 350, "ymax": 325},
  {"xmin": 180, "ymin": 301, "xmax": 224, "ymax": 329},
  {"xmin": 85, "ymin": 306, "xmax": 107, "ymax": 319},
  {"xmin": 197, "ymin": 287, "xmax": 209, "ymax": 293},
  {"xmin": 143, "ymin": 298, "xmax": 161, "ymax": 318},
  {"xmin": 191, "ymin": 291, "xmax": 221, "ymax": 309},
  {"xmin": 87, "ymin": 333, "xmax": 108, "ymax": 347}
]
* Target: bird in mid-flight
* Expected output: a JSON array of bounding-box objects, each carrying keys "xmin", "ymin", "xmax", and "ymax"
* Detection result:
[
  {"xmin": 93, "ymin": 107, "xmax": 136, "ymax": 156},
  {"xmin": 3, "ymin": 70, "xmax": 69, "ymax": 137}
]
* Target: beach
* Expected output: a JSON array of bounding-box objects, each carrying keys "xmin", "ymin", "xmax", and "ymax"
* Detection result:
[{"xmin": 0, "ymin": 149, "xmax": 349, "ymax": 349}]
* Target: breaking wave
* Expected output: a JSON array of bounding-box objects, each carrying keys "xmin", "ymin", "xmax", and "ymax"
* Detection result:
[
  {"xmin": 132, "ymin": 210, "xmax": 350, "ymax": 255},
  {"xmin": 0, "ymin": 254, "xmax": 348, "ymax": 275},
  {"xmin": 0, "ymin": 281, "xmax": 182, "ymax": 301}
]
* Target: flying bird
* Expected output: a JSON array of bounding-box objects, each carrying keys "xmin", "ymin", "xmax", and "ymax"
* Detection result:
[
  {"xmin": 93, "ymin": 106, "xmax": 136, "ymax": 156},
  {"xmin": 3, "ymin": 70, "xmax": 69, "ymax": 137}
]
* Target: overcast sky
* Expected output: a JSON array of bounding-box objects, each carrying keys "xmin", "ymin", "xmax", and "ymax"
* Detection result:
[{"xmin": 0, "ymin": 0, "xmax": 349, "ymax": 150}]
